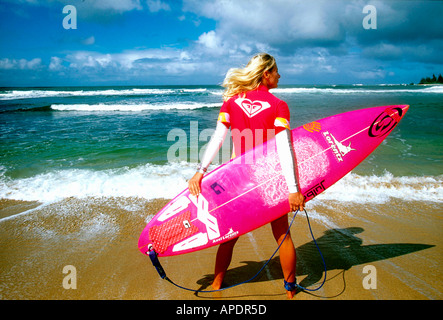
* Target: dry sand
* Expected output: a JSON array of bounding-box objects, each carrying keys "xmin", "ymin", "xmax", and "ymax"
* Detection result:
[{"xmin": 0, "ymin": 197, "xmax": 441, "ymax": 301}]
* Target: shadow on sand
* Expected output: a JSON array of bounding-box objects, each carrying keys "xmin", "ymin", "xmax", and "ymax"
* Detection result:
[{"xmin": 195, "ymin": 227, "xmax": 434, "ymax": 298}]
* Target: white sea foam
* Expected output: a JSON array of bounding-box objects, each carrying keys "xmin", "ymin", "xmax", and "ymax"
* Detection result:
[
  {"xmin": 51, "ymin": 102, "xmax": 220, "ymax": 111},
  {"xmin": 0, "ymin": 162, "xmax": 197, "ymax": 202},
  {"xmin": 271, "ymin": 86, "xmax": 443, "ymax": 95},
  {"xmin": 0, "ymin": 88, "xmax": 209, "ymax": 100},
  {"xmin": 2, "ymin": 85, "xmax": 441, "ymax": 101},
  {"xmin": 0, "ymin": 163, "xmax": 441, "ymax": 204},
  {"xmin": 316, "ymin": 171, "xmax": 443, "ymax": 204}
]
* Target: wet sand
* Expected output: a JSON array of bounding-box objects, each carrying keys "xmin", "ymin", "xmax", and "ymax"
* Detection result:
[{"xmin": 0, "ymin": 197, "xmax": 441, "ymax": 300}]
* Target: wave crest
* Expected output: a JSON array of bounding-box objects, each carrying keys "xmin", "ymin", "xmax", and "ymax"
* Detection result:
[{"xmin": 1, "ymin": 164, "xmax": 441, "ymax": 204}]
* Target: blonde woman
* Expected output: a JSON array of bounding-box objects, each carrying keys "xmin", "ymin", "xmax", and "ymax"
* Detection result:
[{"xmin": 188, "ymin": 53, "xmax": 304, "ymax": 299}]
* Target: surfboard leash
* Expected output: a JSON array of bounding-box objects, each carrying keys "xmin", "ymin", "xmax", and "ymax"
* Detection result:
[{"xmin": 146, "ymin": 208, "xmax": 327, "ymax": 294}]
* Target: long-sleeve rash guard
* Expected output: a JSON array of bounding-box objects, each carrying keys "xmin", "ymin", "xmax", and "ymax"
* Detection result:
[{"xmin": 198, "ymin": 85, "xmax": 299, "ymax": 194}]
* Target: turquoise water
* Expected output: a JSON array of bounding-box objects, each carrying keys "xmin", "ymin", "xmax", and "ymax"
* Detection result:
[{"xmin": 0, "ymin": 84, "xmax": 442, "ymax": 202}]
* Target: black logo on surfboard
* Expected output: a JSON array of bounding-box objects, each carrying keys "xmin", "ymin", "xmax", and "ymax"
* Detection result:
[
  {"xmin": 210, "ymin": 182, "xmax": 225, "ymax": 195},
  {"xmin": 304, "ymin": 180, "xmax": 326, "ymax": 201},
  {"xmin": 368, "ymin": 107, "xmax": 403, "ymax": 138}
]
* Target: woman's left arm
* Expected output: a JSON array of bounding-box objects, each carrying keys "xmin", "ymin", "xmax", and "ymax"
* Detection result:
[{"xmin": 275, "ymin": 129, "xmax": 305, "ymax": 211}]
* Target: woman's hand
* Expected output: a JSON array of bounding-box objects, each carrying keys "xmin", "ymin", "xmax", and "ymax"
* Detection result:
[
  {"xmin": 288, "ymin": 192, "xmax": 305, "ymax": 212},
  {"xmin": 188, "ymin": 172, "xmax": 204, "ymax": 196}
]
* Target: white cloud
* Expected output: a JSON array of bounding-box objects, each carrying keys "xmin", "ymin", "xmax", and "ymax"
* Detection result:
[
  {"xmin": 0, "ymin": 59, "xmax": 15, "ymax": 70},
  {"xmin": 49, "ymin": 56, "xmax": 63, "ymax": 71},
  {"xmin": 180, "ymin": 0, "xmax": 443, "ymax": 84},
  {"xmin": 197, "ymin": 31, "xmax": 223, "ymax": 52},
  {"xmin": 66, "ymin": 0, "xmax": 142, "ymax": 13},
  {"xmin": 66, "ymin": 52, "xmax": 117, "ymax": 70},
  {"xmin": 100, "ymin": 0, "xmax": 142, "ymax": 11},
  {"xmin": 146, "ymin": 0, "xmax": 171, "ymax": 13},
  {"xmin": 82, "ymin": 36, "xmax": 96, "ymax": 46},
  {"xmin": 58, "ymin": 47, "xmax": 209, "ymax": 81},
  {"xmin": 178, "ymin": 0, "xmax": 359, "ymax": 82},
  {"xmin": 185, "ymin": 0, "xmax": 350, "ymax": 51},
  {"xmin": 164, "ymin": 61, "xmax": 197, "ymax": 75},
  {"xmin": 22, "ymin": 58, "xmax": 42, "ymax": 69},
  {"xmin": 9, "ymin": 0, "xmax": 144, "ymax": 12},
  {"xmin": 351, "ymin": 69, "xmax": 386, "ymax": 80},
  {"xmin": 0, "ymin": 58, "xmax": 42, "ymax": 70}
]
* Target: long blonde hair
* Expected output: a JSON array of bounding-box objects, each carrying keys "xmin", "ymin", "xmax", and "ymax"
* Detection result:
[{"xmin": 222, "ymin": 53, "xmax": 276, "ymax": 101}]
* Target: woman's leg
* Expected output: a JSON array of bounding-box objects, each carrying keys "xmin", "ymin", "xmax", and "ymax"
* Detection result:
[
  {"xmin": 212, "ymin": 237, "xmax": 239, "ymax": 289},
  {"xmin": 271, "ymin": 214, "xmax": 297, "ymax": 298}
]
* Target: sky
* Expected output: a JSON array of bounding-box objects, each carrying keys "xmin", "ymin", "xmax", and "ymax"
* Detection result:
[{"xmin": 0, "ymin": 0, "xmax": 442, "ymax": 87}]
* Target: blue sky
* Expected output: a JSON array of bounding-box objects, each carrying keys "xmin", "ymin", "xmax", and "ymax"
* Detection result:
[{"xmin": 0, "ymin": 0, "xmax": 442, "ymax": 86}]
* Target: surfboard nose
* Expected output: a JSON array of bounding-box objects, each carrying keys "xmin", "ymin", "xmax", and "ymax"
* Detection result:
[
  {"xmin": 401, "ymin": 104, "xmax": 410, "ymax": 116},
  {"xmin": 387, "ymin": 105, "xmax": 409, "ymax": 121},
  {"xmin": 398, "ymin": 105, "xmax": 409, "ymax": 122}
]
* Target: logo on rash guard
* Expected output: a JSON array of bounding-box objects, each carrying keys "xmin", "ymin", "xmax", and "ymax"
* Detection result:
[{"xmin": 234, "ymin": 97, "xmax": 271, "ymax": 118}]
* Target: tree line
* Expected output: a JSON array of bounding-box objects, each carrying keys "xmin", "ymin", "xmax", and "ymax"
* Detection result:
[{"xmin": 419, "ymin": 73, "xmax": 443, "ymax": 84}]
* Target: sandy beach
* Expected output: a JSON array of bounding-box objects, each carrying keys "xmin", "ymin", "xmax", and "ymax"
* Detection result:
[
  {"xmin": 1, "ymin": 85, "xmax": 441, "ymax": 303},
  {"xmin": 1, "ymin": 196, "xmax": 441, "ymax": 301}
]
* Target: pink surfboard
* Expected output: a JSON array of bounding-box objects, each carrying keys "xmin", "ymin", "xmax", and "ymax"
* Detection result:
[{"xmin": 138, "ymin": 105, "xmax": 409, "ymax": 257}]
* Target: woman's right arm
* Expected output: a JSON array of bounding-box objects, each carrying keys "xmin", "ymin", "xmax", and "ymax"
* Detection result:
[{"xmin": 188, "ymin": 121, "xmax": 229, "ymax": 196}]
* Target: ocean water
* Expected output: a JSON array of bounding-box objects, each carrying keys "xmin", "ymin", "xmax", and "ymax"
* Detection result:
[
  {"xmin": 1, "ymin": 84, "xmax": 442, "ymax": 300},
  {"xmin": 0, "ymin": 84, "xmax": 442, "ymax": 204}
]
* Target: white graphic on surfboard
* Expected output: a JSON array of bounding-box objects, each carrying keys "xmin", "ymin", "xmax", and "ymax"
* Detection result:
[
  {"xmin": 323, "ymin": 131, "xmax": 355, "ymax": 162},
  {"xmin": 250, "ymin": 136, "xmax": 330, "ymax": 207},
  {"xmin": 173, "ymin": 232, "xmax": 208, "ymax": 252},
  {"xmin": 157, "ymin": 194, "xmax": 220, "ymax": 240},
  {"xmin": 171, "ymin": 194, "xmax": 221, "ymax": 252},
  {"xmin": 157, "ymin": 196, "xmax": 190, "ymax": 222},
  {"xmin": 189, "ymin": 194, "xmax": 220, "ymax": 240},
  {"xmin": 156, "ymin": 193, "xmax": 221, "ymax": 252}
]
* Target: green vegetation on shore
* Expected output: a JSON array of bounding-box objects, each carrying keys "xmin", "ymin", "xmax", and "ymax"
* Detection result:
[{"xmin": 419, "ymin": 73, "xmax": 443, "ymax": 84}]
